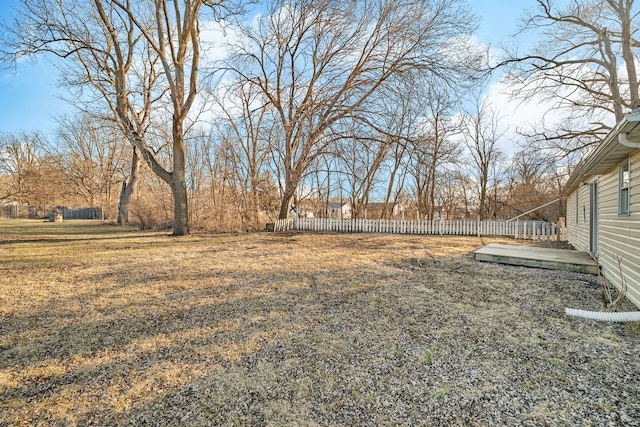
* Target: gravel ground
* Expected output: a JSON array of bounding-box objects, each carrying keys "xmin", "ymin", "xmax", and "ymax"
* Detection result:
[
  {"xmin": 126, "ymin": 237, "xmax": 640, "ymax": 427},
  {"xmin": 1, "ymin": 227, "xmax": 638, "ymax": 426}
]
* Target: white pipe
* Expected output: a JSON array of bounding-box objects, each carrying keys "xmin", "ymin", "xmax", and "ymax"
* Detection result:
[
  {"xmin": 507, "ymin": 198, "xmax": 561, "ymax": 221},
  {"xmin": 565, "ymin": 308, "xmax": 640, "ymax": 322},
  {"xmin": 618, "ymin": 133, "xmax": 640, "ymax": 148}
]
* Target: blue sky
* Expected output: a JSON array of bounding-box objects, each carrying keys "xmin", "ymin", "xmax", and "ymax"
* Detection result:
[
  {"xmin": 0, "ymin": 0, "xmax": 531, "ymax": 137},
  {"xmin": 471, "ymin": 0, "xmax": 529, "ymax": 45},
  {"xmin": 0, "ymin": 0, "xmax": 72, "ymax": 135}
]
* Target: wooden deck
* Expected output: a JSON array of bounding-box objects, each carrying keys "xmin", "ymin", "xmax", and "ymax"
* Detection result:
[{"xmin": 474, "ymin": 243, "xmax": 598, "ymax": 274}]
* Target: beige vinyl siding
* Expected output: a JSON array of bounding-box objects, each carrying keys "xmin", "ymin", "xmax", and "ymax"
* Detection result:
[
  {"xmin": 566, "ymin": 191, "xmax": 577, "ymax": 245},
  {"xmin": 566, "ymin": 192, "xmax": 576, "ymax": 241},
  {"xmin": 597, "ymin": 151, "xmax": 640, "ymax": 308},
  {"xmin": 631, "ymin": 150, "xmax": 640, "ymax": 211},
  {"xmin": 567, "ymin": 182, "xmax": 592, "ymax": 253}
]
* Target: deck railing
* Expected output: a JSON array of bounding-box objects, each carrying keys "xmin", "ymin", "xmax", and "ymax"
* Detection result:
[{"xmin": 274, "ymin": 218, "xmax": 567, "ymax": 241}]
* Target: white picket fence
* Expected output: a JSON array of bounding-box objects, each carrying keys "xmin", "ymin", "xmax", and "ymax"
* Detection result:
[{"xmin": 274, "ymin": 218, "xmax": 567, "ymax": 241}]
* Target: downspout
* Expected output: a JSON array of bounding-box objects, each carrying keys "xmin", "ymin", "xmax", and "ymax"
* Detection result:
[{"xmin": 618, "ymin": 133, "xmax": 640, "ymax": 148}]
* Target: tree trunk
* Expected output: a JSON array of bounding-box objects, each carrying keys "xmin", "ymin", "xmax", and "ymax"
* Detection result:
[
  {"xmin": 117, "ymin": 147, "xmax": 140, "ymax": 225},
  {"xmin": 250, "ymin": 180, "xmax": 260, "ymax": 230},
  {"xmin": 617, "ymin": 0, "xmax": 639, "ymax": 108},
  {"xmin": 601, "ymin": 30, "xmax": 624, "ymax": 121},
  {"xmin": 382, "ymin": 168, "xmax": 397, "ymax": 219},
  {"xmin": 427, "ymin": 163, "xmax": 438, "ymax": 220},
  {"xmin": 169, "ymin": 112, "xmax": 189, "ymax": 236},
  {"xmin": 171, "ymin": 176, "xmax": 189, "ymax": 236},
  {"xmin": 278, "ymin": 187, "xmax": 294, "ymax": 220},
  {"xmin": 278, "ymin": 167, "xmax": 301, "ymax": 219},
  {"xmin": 479, "ymin": 176, "xmax": 488, "ymax": 220},
  {"xmin": 249, "ymin": 164, "xmax": 261, "ymax": 230}
]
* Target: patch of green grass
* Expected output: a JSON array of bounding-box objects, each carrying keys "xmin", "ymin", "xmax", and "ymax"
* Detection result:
[
  {"xmin": 626, "ymin": 322, "xmax": 640, "ymax": 335},
  {"xmin": 431, "ymin": 385, "xmax": 452, "ymax": 400},
  {"xmin": 392, "ymin": 346, "xmax": 404, "ymax": 359},
  {"xmin": 422, "ymin": 349, "xmax": 433, "ymax": 364},
  {"xmin": 464, "ymin": 345, "xmax": 475, "ymax": 358}
]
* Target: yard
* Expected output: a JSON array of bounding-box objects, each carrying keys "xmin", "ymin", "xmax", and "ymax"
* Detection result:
[{"xmin": 0, "ymin": 220, "xmax": 638, "ymax": 426}]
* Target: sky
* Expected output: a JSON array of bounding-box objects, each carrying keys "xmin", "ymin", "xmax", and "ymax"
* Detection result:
[{"xmin": 0, "ymin": 0, "xmax": 534, "ymax": 138}]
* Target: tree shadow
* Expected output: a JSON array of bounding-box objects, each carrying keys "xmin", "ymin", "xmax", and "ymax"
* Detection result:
[{"xmin": 0, "ymin": 260, "xmax": 392, "ymax": 425}]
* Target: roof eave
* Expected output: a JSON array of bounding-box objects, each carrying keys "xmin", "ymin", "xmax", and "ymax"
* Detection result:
[{"xmin": 562, "ymin": 112, "xmax": 640, "ymax": 196}]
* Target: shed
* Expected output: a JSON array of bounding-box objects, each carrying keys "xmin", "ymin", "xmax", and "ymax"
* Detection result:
[{"xmin": 563, "ymin": 109, "xmax": 640, "ymax": 308}]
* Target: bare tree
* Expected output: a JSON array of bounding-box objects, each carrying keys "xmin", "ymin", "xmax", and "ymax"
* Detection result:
[
  {"xmin": 407, "ymin": 88, "xmax": 461, "ymax": 220},
  {"xmin": 501, "ymin": 148, "xmax": 565, "ymax": 221},
  {"xmin": 461, "ymin": 94, "xmax": 506, "ymax": 220},
  {"xmin": 334, "ymin": 123, "xmax": 390, "ymax": 218},
  {"xmin": 227, "ymin": 0, "xmax": 481, "ymax": 219},
  {"xmin": 55, "ymin": 114, "xmax": 131, "ymax": 219},
  {"xmin": 1, "ymin": 0, "xmax": 230, "ymax": 235},
  {"xmin": 1, "ymin": 1, "xmax": 159, "ymax": 225},
  {"xmin": 381, "ymin": 140, "xmax": 410, "ymax": 219},
  {"xmin": 210, "ymin": 80, "xmax": 274, "ymax": 229},
  {"xmin": 369, "ymin": 82, "xmax": 420, "ymax": 220},
  {"xmin": 502, "ymin": 0, "xmax": 640, "ymax": 156},
  {"xmin": 0, "ymin": 131, "xmax": 62, "ymax": 207},
  {"xmin": 437, "ymin": 170, "xmax": 468, "ymax": 219}
]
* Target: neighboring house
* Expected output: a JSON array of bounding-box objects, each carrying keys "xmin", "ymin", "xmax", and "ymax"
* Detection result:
[
  {"xmin": 563, "ymin": 109, "xmax": 640, "ymax": 308},
  {"xmin": 327, "ymin": 202, "xmax": 351, "ymax": 218}
]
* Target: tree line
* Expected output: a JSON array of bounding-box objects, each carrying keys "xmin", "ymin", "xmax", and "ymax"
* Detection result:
[{"xmin": 1, "ymin": 0, "xmax": 637, "ymax": 234}]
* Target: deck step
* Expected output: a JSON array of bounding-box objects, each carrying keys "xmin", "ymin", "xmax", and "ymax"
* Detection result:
[{"xmin": 474, "ymin": 243, "xmax": 598, "ymax": 274}]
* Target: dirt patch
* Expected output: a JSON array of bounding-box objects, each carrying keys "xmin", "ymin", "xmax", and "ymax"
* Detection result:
[{"xmin": 0, "ymin": 223, "xmax": 638, "ymax": 426}]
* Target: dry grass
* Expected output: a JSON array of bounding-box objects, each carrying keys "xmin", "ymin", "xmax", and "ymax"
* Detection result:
[{"xmin": 0, "ymin": 220, "xmax": 638, "ymax": 426}]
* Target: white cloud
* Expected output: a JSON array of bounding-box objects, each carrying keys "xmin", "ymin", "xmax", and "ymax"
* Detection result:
[
  {"xmin": 479, "ymin": 75, "xmax": 573, "ymax": 156},
  {"xmin": 199, "ymin": 19, "xmax": 245, "ymax": 63}
]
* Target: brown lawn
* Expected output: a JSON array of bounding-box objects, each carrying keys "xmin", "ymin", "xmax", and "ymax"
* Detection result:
[{"xmin": 0, "ymin": 220, "xmax": 638, "ymax": 426}]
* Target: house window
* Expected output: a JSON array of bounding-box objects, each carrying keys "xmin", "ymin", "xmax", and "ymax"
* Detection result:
[{"xmin": 619, "ymin": 160, "xmax": 630, "ymax": 215}]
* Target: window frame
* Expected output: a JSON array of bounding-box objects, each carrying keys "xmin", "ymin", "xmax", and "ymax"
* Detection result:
[{"xmin": 619, "ymin": 159, "xmax": 630, "ymax": 216}]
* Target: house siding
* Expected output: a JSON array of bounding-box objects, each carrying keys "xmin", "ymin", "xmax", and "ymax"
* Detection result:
[
  {"xmin": 567, "ymin": 181, "xmax": 592, "ymax": 253},
  {"xmin": 566, "ymin": 192, "xmax": 577, "ymax": 245},
  {"xmin": 563, "ymin": 110, "xmax": 640, "ymax": 309},
  {"xmin": 596, "ymin": 151, "xmax": 640, "ymax": 308}
]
